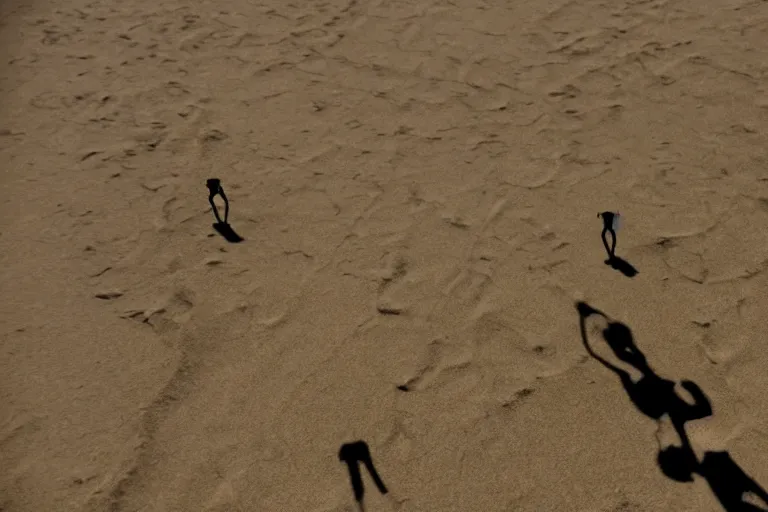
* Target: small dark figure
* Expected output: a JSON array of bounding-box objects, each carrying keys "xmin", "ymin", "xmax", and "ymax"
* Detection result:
[
  {"xmin": 206, "ymin": 178, "xmax": 229, "ymax": 224},
  {"xmin": 598, "ymin": 211, "xmax": 619, "ymax": 263},
  {"xmin": 338, "ymin": 441, "xmax": 388, "ymax": 511},
  {"xmin": 593, "ymin": 212, "xmax": 637, "ymax": 277}
]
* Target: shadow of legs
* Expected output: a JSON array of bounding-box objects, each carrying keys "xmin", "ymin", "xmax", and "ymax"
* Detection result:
[{"xmin": 212, "ymin": 222, "xmax": 244, "ymax": 243}]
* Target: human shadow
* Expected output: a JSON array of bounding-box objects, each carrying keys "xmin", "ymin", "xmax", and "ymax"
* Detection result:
[
  {"xmin": 576, "ymin": 302, "xmax": 711, "ymax": 460},
  {"xmin": 212, "ymin": 222, "xmax": 244, "ymax": 243},
  {"xmin": 658, "ymin": 447, "xmax": 768, "ymax": 511},
  {"xmin": 338, "ymin": 440, "xmax": 388, "ymax": 512},
  {"xmin": 656, "ymin": 448, "xmax": 768, "ymax": 512},
  {"xmin": 576, "ymin": 302, "xmax": 768, "ymax": 512},
  {"xmin": 699, "ymin": 451, "xmax": 768, "ymax": 512},
  {"xmin": 607, "ymin": 256, "xmax": 639, "ymax": 278}
]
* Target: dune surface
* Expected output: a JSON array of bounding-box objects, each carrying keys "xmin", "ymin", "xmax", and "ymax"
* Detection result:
[{"xmin": 2, "ymin": 0, "xmax": 768, "ymax": 510}]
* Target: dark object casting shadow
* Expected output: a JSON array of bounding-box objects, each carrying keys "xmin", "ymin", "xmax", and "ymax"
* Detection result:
[
  {"xmin": 598, "ymin": 211, "xmax": 638, "ymax": 278},
  {"xmin": 339, "ymin": 440, "xmax": 388, "ymax": 511},
  {"xmin": 206, "ymin": 178, "xmax": 243, "ymax": 243}
]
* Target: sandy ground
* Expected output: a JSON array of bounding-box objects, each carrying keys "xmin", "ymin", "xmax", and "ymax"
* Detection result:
[{"xmin": 2, "ymin": 0, "xmax": 768, "ymax": 510}]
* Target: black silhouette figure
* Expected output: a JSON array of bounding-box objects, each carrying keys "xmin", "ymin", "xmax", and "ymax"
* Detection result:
[
  {"xmin": 596, "ymin": 211, "xmax": 638, "ymax": 277},
  {"xmin": 339, "ymin": 441, "xmax": 388, "ymax": 511},
  {"xmin": 598, "ymin": 211, "xmax": 618, "ymax": 262},
  {"xmin": 205, "ymin": 178, "xmax": 243, "ymax": 243},
  {"xmin": 576, "ymin": 302, "xmax": 768, "ymax": 512},
  {"xmin": 207, "ymin": 178, "xmax": 229, "ymax": 224}
]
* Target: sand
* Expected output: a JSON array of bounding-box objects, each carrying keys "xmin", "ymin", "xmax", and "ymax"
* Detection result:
[{"xmin": 2, "ymin": 0, "xmax": 768, "ymax": 510}]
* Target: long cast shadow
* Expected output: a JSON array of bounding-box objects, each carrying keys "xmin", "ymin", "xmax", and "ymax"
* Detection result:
[
  {"xmin": 576, "ymin": 302, "xmax": 710, "ymax": 453},
  {"xmin": 607, "ymin": 256, "xmax": 639, "ymax": 278},
  {"xmin": 339, "ymin": 440, "xmax": 389, "ymax": 511},
  {"xmin": 699, "ymin": 451, "xmax": 768, "ymax": 512},
  {"xmin": 576, "ymin": 302, "xmax": 768, "ymax": 511},
  {"xmin": 213, "ymin": 222, "xmax": 244, "ymax": 243}
]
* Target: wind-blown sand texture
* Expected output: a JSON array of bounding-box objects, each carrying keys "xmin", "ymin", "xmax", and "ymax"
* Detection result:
[{"xmin": 2, "ymin": 0, "xmax": 768, "ymax": 510}]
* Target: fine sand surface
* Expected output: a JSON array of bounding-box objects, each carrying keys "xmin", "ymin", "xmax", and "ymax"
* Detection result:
[{"xmin": 2, "ymin": 0, "xmax": 768, "ymax": 510}]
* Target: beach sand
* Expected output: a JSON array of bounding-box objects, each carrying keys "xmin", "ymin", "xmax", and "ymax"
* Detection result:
[{"xmin": 2, "ymin": 0, "xmax": 768, "ymax": 510}]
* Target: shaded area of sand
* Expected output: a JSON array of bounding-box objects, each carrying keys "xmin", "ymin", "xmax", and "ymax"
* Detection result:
[{"xmin": 2, "ymin": 0, "xmax": 768, "ymax": 510}]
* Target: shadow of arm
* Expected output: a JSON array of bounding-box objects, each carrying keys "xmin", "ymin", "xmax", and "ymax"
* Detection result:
[
  {"xmin": 578, "ymin": 305, "xmax": 628, "ymax": 377},
  {"xmin": 680, "ymin": 380, "xmax": 713, "ymax": 420}
]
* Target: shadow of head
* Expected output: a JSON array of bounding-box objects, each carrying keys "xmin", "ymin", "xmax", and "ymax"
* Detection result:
[{"xmin": 658, "ymin": 446, "xmax": 697, "ymax": 483}]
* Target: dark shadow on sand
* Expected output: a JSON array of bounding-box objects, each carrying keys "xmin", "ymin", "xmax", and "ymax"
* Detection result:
[
  {"xmin": 339, "ymin": 440, "xmax": 388, "ymax": 512},
  {"xmin": 597, "ymin": 212, "xmax": 637, "ymax": 278},
  {"xmin": 576, "ymin": 302, "xmax": 768, "ymax": 512},
  {"xmin": 699, "ymin": 451, "xmax": 768, "ymax": 512},
  {"xmin": 213, "ymin": 222, "xmax": 244, "ymax": 243},
  {"xmin": 606, "ymin": 256, "xmax": 639, "ymax": 278}
]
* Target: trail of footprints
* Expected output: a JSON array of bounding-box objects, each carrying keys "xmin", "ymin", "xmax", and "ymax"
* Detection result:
[
  {"xmin": 87, "ymin": 208, "xmax": 582, "ymax": 510},
  {"xmin": 54, "ymin": 0, "xmax": 768, "ymax": 508}
]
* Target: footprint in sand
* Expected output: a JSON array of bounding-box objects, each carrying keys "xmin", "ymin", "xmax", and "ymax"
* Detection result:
[
  {"xmin": 203, "ymin": 480, "xmax": 239, "ymax": 512},
  {"xmin": 0, "ymin": 414, "xmax": 43, "ymax": 469},
  {"xmin": 120, "ymin": 288, "xmax": 195, "ymax": 334},
  {"xmin": 398, "ymin": 307, "xmax": 567, "ymax": 405},
  {"xmin": 471, "ymin": 308, "xmax": 576, "ymax": 390},
  {"xmin": 375, "ymin": 253, "xmax": 411, "ymax": 317},
  {"xmin": 397, "ymin": 338, "xmax": 475, "ymax": 395}
]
